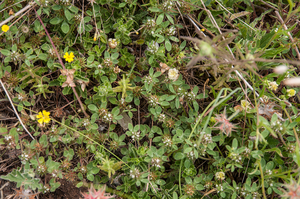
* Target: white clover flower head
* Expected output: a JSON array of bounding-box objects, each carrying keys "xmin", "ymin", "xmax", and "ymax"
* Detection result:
[
  {"xmin": 108, "ymin": 38, "xmax": 118, "ymax": 49},
  {"xmin": 267, "ymin": 81, "xmax": 278, "ymax": 91},
  {"xmin": 168, "ymin": 68, "xmax": 179, "ymax": 81},
  {"xmin": 97, "ymin": 64, "xmax": 103, "ymax": 69},
  {"xmin": 215, "ymin": 171, "xmax": 225, "ymax": 180},
  {"xmin": 287, "ymin": 89, "xmax": 296, "ymax": 97},
  {"xmin": 241, "ymin": 100, "xmax": 250, "ymax": 110}
]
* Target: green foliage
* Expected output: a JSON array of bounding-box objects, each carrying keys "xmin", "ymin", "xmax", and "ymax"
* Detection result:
[{"xmin": 1, "ymin": 0, "xmax": 300, "ymax": 198}]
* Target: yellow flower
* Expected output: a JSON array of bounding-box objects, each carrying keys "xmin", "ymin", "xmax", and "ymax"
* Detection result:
[
  {"xmin": 36, "ymin": 110, "xmax": 51, "ymax": 124},
  {"xmin": 2, "ymin": 25, "xmax": 9, "ymax": 32},
  {"xmin": 64, "ymin": 52, "xmax": 75, "ymax": 62},
  {"xmin": 287, "ymin": 89, "xmax": 296, "ymax": 97}
]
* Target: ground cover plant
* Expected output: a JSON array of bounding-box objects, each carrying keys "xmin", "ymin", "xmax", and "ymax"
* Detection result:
[{"xmin": 1, "ymin": 0, "xmax": 300, "ymax": 198}]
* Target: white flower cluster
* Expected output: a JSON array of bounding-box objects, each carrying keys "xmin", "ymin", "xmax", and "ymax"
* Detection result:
[
  {"xmin": 81, "ymin": 166, "xmax": 87, "ymax": 173},
  {"xmin": 199, "ymin": 147, "xmax": 206, "ymax": 156},
  {"xmin": 43, "ymin": 185, "xmax": 50, "ymax": 193},
  {"xmin": 151, "ymin": 157, "xmax": 162, "ymax": 168},
  {"xmin": 18, "ymin": 94, "xmax": 24, "ymax": 101},
  {"xmin": 266, "ymin": 169, "xmax": 272, "ymax": 175},
  {"xmin": 104, "ymin": 58, "xmax": 112, "ymax": 67},
  {"xmin": 60, "ymin": 0, "xmax": 70, "ymax": 5},
  {"xmin": 130, "ymin": 168, "xmax": 140, "ymax": 179},
  {"xmin": 131, "ymin": 131, "xmax": 140, "ymax": 141},
  {"xmin": 243, "ymin": 147, "xmax": 251, "ymax": 157},
  {"xmin": 186, "ymin": 151, "xmax": 195, "ymax": 160},
  {"xmin": 148, "ymin": 95, "xmax": 159, "ymax": 106},
  {"xmin": 74, "ymin": 14, "xmax": 82, "ymax": 22},
  {"xmin": 266, "ymin": 80, "xmax": 278, "ymax": 91},
  {"xmin": 145, "ymin": 19, "xmax": 156, "ymax": 28},
  {"xmin": 83, "ymin": 119, "xmax": 90, "ymax": 126},
  {"xmin": 215, "ymin": 184, "xmax": 223, "ymax": 193},
  {"xmin": 162, "ymin": 0, "xmax": 174, "ymax": 10},
  {"xmin": 4, "ymin": 135, "xmax": 12, "ymax": 141},
  {"xmin": 11, "ymin": 51, "xmax": 20, "ymax": 62},
  {"xmin": 97, "ymin": 64, "xmax": 103, "ymax": 69},
  {"xmin": 229, "ymin": 152, "xmax": 242, "ymax": 164},
  {"xmin": 186, "ymin": 91, "xmax": 196, "ymax": 101},
  {"xmin": 20, "ymin": 153, "xmax": 29, "ymax": 163},
  {"xmin": 168, "ymin": 68, "xmax": 179, "ymax": 81},
  {"xmin": 144, "ymin": 76, "xmax": 153, "ymax": 84},
  {"xmin": 202, "ymin": 134, "xmax": 212, "ymax": 145},
  {"xmin": 252, "ymin": 192, "xmax": 260, "ymax": 199},
  {"xmin": 158, "ymin": 113, "xmax": 166, "ymax": 122},
  {"xmin": 52, "ymin": 170, "xmax": 58, "ymax": 177},
  {"xmin": 215, "ymin": 171, "xmax": 225, "ymax": 180},
  {"xmin": 271, "ymin": 120, "xmax": 283, "ymax": 133},
  {"xmin": 166, "ymin": 26, "xmax": 176, "ymax": 36},
  {"xmin": 147, "ymin": 41, "xmax": 159, "ymax": 54},
  {"xmin": 162, "ymin": 136, "xmax": 172, "ymax": 147},
  {"xmin": 38, "ymin": 165, "xmax": 46, "ymax": 173},
  {"xmin": 287, "ymin": 144, "xmax": 295, "ymax": 153},
  {"xmin": 102, "ymin": 112, "xmax": 113, "ymax": 123}
]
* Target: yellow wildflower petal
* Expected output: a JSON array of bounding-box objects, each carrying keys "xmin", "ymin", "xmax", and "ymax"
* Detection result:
[
  {"xmin": 38, "ymin": 118, "xmax": 44, "ymax": 124},
  {"xmin": 36, "ymin": 112, "xmax": 43, "ymax": 119},
  {"xmin": 2, "ymin": 25, "xmax": 9, "ymax": 32},
  {"xmin": 44, "ymin": 117, "xmax": 51, "ymax": 123},
  {"xmin": 42, "ymin": 110, "xmax": 50, "ymax": 116},
  {"xmin": 64, "ymin": 52, "xmax": 69, "ymax": 59}
]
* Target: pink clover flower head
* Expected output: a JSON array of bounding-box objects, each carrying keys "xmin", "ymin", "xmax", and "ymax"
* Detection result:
[{"xmin": 82, "ymin": 185, "xmax": 114, "ymax": 199}]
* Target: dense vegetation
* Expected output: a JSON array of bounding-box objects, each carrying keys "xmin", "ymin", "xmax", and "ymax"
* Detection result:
[{"xmin": 1, "ymin": 0, "xmax": 300, "ymax": 198}]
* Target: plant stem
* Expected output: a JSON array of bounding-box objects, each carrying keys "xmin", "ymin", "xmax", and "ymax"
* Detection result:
[
  {"xmin": 33, "ymin": 8, "xmax": 89, "ymax": 118},
  {"xmin": 258, "ymin": 159, "xmax": 267, "ymax": 199}
]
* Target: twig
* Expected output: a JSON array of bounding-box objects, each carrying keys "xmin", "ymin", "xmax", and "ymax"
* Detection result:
[
  {"xmin": 6, "ymin": 3, "xmax": 35, "ymax": 29},
  {"xmin": 0, "ymin": 79, "xmax": 35, "ymax": 140},
  {"xmin": 275, "ymin": 11, "xmax": 300, "ymax": 61},
  {"xmin": 0, "ymin": 1, "xmax": 36, "ymax": 27},
  {"xmin": 33, "ymin": 8, "xmax": 89, "ymax": 118}
]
